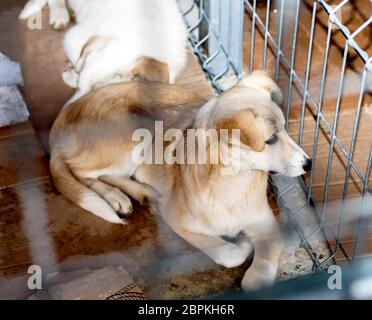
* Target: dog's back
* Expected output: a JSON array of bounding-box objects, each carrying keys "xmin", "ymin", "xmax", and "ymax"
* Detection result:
[
  {"xmin": 49, "ymin": 79, "xmax": 205, "ymax": 223},
  {"xmin": 63, "ymin": 0, "xmax": 188, "ymax": 100}
]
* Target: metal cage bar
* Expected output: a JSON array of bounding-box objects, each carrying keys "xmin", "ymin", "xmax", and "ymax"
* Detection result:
[{"xmin": 178, "ymin": 0, "xmax": 372, "ymax": 270}]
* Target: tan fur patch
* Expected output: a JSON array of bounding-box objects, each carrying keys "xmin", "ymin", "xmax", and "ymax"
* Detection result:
[
  {"xmin": 63, "ymin": 103, "xmax": 84, "ymax": 125},
  {"xmin": 130, "ymin": 57, "xmax": 169, "ymax": 83},
  {"xmin": 215, "ymin": 111, "xmax": 265, "ymax": 152}
]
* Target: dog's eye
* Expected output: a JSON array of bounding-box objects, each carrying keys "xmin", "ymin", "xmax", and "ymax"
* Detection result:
[{"xmin": 265, "ymin": 133, "xmax": 278, "ymax": 145}]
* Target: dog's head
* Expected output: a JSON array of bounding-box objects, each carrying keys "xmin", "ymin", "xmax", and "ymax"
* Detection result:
[{"xmin": 209, "ymin": 70, "xmax": 311, "ymax": 177}]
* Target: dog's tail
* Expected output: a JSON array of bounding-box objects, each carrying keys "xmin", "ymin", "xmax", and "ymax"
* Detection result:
[
  {"xmin": 241, "ymin": 70, "xmax": 283, "ymax": 106},
  {"xmin": 50, "ymin": 153, "xmax": 125, "ymax": 224},
  {"xmin": 19, "ymin": 0, "xmax": 48, "ymax": 19}
]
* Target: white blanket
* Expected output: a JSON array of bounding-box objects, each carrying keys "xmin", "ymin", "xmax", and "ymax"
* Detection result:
[{"xmin": 0, "ymin": 52, "xmax": 29, "ymax": 127}]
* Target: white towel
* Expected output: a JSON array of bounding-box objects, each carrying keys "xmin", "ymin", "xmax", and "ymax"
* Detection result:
[{"xmin": 0, "ymin": 52, "xmax": 29, "ymax": 127}]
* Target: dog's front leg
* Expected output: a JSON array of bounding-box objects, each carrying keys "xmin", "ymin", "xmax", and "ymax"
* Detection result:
[
  {"xmin": 241, "ymin": 212, "xmax": 284, "ymax": 291},
  {"xmin": 48, "ymin": 0, "xmax": 70, "ymax": 29},
  {"xmin": 87, "ymin": 179, "xmax": 133, "ymax": 218},
  {"xmin": 99, "ymin": 175, "xmax": 158, "ymax": 207},
  {"xmin": 174, "ymin": 227, "xmax": 253, "ymax": 268}
]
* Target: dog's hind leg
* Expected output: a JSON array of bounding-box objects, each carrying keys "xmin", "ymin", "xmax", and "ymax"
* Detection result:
[
  {"xmin": 19, "ymin": 0, "xmax": 48, "ymax": 19},
  {"xmin": 99, "ymin": 175, "xmax": 158, "ymax": 206},
  {"xmin": 48, "ymin": 0, "xmax": 70, "ymax": 29},
  {"xmin": 84, "ymin": 178, "xmax": 134, "ymax": 218}
]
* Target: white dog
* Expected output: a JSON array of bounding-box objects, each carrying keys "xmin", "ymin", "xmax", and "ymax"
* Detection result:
[
  {"xmin": 20, "ymin": 0, "xmax": 188, "ymax": 104},
  {"xmin": 49, "ymin": 70, "xmax": 312, "ymax": 290}
]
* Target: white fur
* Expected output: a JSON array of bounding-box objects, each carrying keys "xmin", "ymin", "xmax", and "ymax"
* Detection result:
[
  {"xmin": 67, "ymin": 1, "xmax": 187, "ymax": 76},
  {"xmin": 66, "ymin": 0, "xmax": 188, "ymax": 103},
  {"xmin": 241, "ymin": 258, "xmax": 277, "ymax": 290},
  {"xmin": 20, "ymin": 0, "xmax": 188, "ymax": 103},
  {"xmin": 19, "ymin": 0, "xmax": 48, "ymax": 19},
  {"xmin": 49, "ymin": 0, "xmax": 70, "ymax": 29},
  {"xmin": 79, "ymin": 193, "xmax": 126, "ymax": 225},
  {"xmin": 236, "ymin": 75, "xmax": 310, "ymax": 177},
  {"xmin": 20, "ymin": 0, "xmax": 70, "ymax": 29},
  {"xmin": 211, "ymin": 241, "xmax": 253, "ymax": 268},
  {"xmin": 49, "ymin": 71, "xmax": 309, "ymax": 290}
]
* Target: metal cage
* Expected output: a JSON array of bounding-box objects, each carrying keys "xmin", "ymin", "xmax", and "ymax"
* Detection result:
[{"xmin": 178, "ymin": 0, "xmax": 372, "ymax": 272}]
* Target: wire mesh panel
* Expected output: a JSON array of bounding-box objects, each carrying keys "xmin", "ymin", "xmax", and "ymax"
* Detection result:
[{"xmin": 178, "ymin": 0, "xmax": 372, "ymax": 270}]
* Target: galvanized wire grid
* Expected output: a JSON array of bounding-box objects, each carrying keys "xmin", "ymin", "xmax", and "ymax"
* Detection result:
[{"xmin": 178, "ymin": 0, "xmax": 372, "ymax": 269}]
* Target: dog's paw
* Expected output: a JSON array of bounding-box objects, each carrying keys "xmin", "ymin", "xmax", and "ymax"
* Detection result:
[
  {"xmin": 104, "ymin": 188, "xmax": 133, "ymax": 217},
  {"xmin": 49, "ymin": 7, "xmax": 70, "ymax": 29},
  {"xmin": 241, "ymin": 260, "xmax": 277, "ymax": 292},
  {"xmin": 138, "ymin": 186, "xmax": 159, "ymax": 206},
  {"xmin": 214, "ymin": 242, "xmax": 253, "ymax": 268},
  {"xmin": 19, "ymin": 2, "xmax": 43, "ymax": 19},
  {"xmin": 62, "ymin": 68, "xmax": 78, "ymax": 88}
]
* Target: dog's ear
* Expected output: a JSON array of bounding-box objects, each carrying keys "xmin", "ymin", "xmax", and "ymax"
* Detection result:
[
  {"xmin": 130, "ymin": 57, "xmax": 169, "ymax": 83},
  {"xmin": 240, "ymin": 70, "xmax": 283, "ymax": 106},
  {"xmin": 215, "ymin": 111, "xmax": 265, "ymax": 152}
]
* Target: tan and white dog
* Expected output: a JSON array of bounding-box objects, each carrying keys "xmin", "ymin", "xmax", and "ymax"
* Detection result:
[
  {"xmin": 20, "ymin": 0, "xmax": 188, "ymax": 104},
  {"xmin": 50, "ymin": 69, "xmax": 311, "ymax": 290}
]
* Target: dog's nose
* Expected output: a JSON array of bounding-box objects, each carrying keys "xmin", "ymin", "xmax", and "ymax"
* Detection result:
[{"xmin": 302, "ymin": 158, "xmax": 312, "ymax": 172}]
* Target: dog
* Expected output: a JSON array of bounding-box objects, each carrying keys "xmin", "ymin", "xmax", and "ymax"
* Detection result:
[
  {"xmin": 49, "ymin": 68, "xmax": 311, "ymax": 290},
  {"xmin": 20, "ymin": 0, "xmax": 188, "ymax": 104}
]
